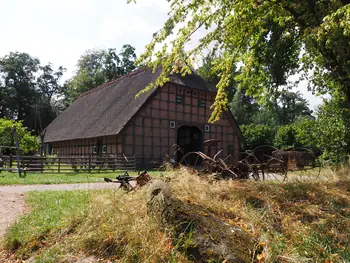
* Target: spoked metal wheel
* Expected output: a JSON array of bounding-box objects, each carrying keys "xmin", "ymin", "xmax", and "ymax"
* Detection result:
[
  {"xmin": 291, "ymin": 166, "xmax": 322, "ymax": 181},
  {"xmin": 263, "ymin": 151, "xmax": 288, "ymax": 182},
  {"xmin": 236, "ymin": 152, "xmax": 263, "ymax": 181},
  {"xmin": 284, "ymin": 148, "xmax": 321, "ymax": 181},
  {"xmin": 179, "ymin": 151, "xmax": 207, "ymax": 172}
]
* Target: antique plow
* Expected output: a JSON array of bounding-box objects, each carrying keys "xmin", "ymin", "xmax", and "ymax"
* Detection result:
[{"xmin": 104, "ymin": 170, "xmax": 152, "ymax": 191}]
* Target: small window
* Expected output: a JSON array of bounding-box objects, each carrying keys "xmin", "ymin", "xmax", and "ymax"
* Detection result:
[
  {"xmin": 170, "ymin": 121, "xmax": 176, "ymax": 129},
  {"xmin": 176, "ymin": 95, "xmax": 184, "ymax": 104},
  {"xmin": 199, "ymin": 99, "xmax": 206, "ymax": 108},
  {"xmin": 93, "ymin": 146, "xmax": 97, "ymax": 154},
  {"xmin": 102, "ymin": 145, "xmax": 107, "ymax": 154},
  {"xmin": 205, "ymin": 125, "xmax": 210, "ymax": 132}
]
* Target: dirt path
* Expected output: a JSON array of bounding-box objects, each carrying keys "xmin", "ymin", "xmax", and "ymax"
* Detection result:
[{"xmin": 0, "ymin": 182, "xmax": 122, "ymax": 238}]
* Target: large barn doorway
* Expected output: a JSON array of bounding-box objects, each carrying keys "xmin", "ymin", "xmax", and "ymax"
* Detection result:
[{"xmin": 177, "ymin": 126, "xmax": 203, "ymax": 166}]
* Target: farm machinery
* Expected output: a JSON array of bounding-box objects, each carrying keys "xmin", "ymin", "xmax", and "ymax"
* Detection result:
[{"xmin": 176, "ymin": 141, "xmax": 321, "ymax": 182}]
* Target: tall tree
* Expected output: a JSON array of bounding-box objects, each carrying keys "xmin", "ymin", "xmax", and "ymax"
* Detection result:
[
  {"xmin": 0, "ymin": 52, "xmax": 40, "ymax": 120},
  {"xmin": 0, "ymin": 52, "xmax": 65, "ymax": 133},
  {"xmin": 132, "ymin": 0, "xmax": 350, "ymax": 122},
  {"xmin": 230, "ymin": 89, "xmax": 259, "ymax": 125},
  {"xmin": 273, "ymin": 91, "xmax": 313, "ymax": 125},
  {"xmin": 64, "ymin": 45, "xmax": 137, "ymax": 104}
]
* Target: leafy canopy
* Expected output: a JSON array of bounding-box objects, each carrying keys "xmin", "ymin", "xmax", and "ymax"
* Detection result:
[
  {"xmin": 130, "ymin": 0, "xmax": 350, "ymax": 122},
  {"xmin": 240, "ymin": 124, "xmax": 274, "ymax": 151},
  {"xmin": 64, "ymin": 45, "xmax": 137, "ymax": 104},
  {"xmin": 0, "ymin": 118, "xmax": 39, "ymax": 154},
  {"xmin": 0, "ymin": 52, "xmax": 65, "ymax": 134}
]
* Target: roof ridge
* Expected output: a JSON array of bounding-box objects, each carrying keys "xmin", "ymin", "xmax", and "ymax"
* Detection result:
[{"xmin": 78, "ymin": 67, "xmax": 146, "ymax": 99}]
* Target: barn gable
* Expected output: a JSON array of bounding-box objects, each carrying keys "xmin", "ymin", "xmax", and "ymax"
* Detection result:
[{"xmin": 43, "ymin": 67, "xmax": 221, "ymax": 143}]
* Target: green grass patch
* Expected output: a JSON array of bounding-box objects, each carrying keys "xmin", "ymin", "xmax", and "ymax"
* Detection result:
[
  {"xmin": 0, "ymin": 170, "xmax": 165, "ymax": 185},
  {"xmin": 3, "ymin": 190, "xmax": 91, "ymax": 259}
]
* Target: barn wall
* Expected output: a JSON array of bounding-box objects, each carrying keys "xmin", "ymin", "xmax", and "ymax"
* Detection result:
[
  {"xmin": 49, "ymin": 135, "xmax": 121, "ymax": 157},
  {"xmin": 120, "ymin": 83, "xmax": 240, "ymax": 168},
  {"xmin": 46, "ymin": 83, "xmax": 240, "ymax": 168}
]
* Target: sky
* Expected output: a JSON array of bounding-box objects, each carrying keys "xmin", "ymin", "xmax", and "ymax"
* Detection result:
[{"xmin": 0, "ymin": 0, "xmax": 323, "ymax": 110}]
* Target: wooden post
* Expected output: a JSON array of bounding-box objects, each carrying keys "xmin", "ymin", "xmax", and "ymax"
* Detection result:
[
  {"xmin": 40, "ymin": 156, "xmax": 44, "ymax": 173},
  {"xmin": 9, "ymin": 154, "xmax": 13, "ymax": 171},
  {"xmin": 88, "ymin": 155, "xmax": 91, "ymax": 173},
  {"xmin": 133, "ymin": 155, "xmax": 136, "ymax": 171},
  {"xmin": 12, "ymin": 127, "xmax": 23, "ymax": 177},
  {"xmin": 58, "ymin": 157, "xmax": 61, "ymax": 173}
]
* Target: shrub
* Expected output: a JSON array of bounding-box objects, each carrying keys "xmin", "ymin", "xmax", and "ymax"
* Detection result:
[
  {"xmin": 274, "ymin": 124, "xmax": 298, "ymax": 150},
  {"xmin": 240, "ymin": 124, "xmax": 274, "ymax": 150},
  {"xmin": 0, "ymin": 118, "xmax": 39, "ymax": 154}
]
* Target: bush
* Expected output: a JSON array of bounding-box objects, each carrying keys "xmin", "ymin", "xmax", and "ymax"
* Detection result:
[
  {"xmin": 240, "ymin": 124, "xmax": 274, "ymax": 150},
  {"xmin": 0, "ymin": 118, "xmax": 39, "ymax": 154},
  {"xmin": 293, "ymin": 104, "xmax": 350, "ymax": 164},
  {"xmin": 274, "ymin": 125, "xmax": 298, "ymax": 150}
]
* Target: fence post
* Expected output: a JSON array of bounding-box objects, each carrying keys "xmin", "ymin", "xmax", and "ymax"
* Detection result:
[
  {"xmin": 88, "ymin": 155, "xmax": 91, "ymax": 173},
  {"xmin": 58, "ymin": 157, "xmax": 61, "ymax": 173},
  {"xmin": 9, "ymin": 154, "xmax": 13, "ymax": 170},
  {"xmin": 41, "ymin": 156, "xmax": 44, "ymax": 173},
  {"xmin": 133, "ymin": 155, "xmax": 136, "ymax": 171}
]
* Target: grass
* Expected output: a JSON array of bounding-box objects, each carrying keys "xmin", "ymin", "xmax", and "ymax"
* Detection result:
[
  {"xmin": 0, "ymin": 170, "xmax": 165, "ymax": 185},
  {"xmin": 1, "ymin": 167, "xmax": 349, "ymax": 262}
]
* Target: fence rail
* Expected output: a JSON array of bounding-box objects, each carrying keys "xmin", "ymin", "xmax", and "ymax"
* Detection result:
[{"xmin": 0, "ymin": 155, "xmax": 136, "ymax": 173}]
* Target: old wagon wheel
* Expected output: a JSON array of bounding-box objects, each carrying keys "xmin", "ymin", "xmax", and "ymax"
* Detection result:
[
  {"xmin": 263, "ymin": 151, "xmax": 288, "ymax": 182},
  {"xmin": 233, "ymin": 151, "xmax": 262, "ymax": 181},
  {"xmin": 179, "ymin": 151, "xmax": 209, "ymax": 171},
  {"xmin": 285, "ymin": 148, "xmax": 322, "ymax": 181}
]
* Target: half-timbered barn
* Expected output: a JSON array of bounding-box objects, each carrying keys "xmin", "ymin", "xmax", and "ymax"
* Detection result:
[{"xmin": 43, "ymin": 67, "xmax": 242, "ymax": 168}]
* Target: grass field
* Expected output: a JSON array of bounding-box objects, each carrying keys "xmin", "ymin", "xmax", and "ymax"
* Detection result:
[
  {"xmin": 0, "ymin": 170, "xmax": 165, "ymax": 185},
  {"xmin": 1, "ymin": 168, "xmax": 349, "ymax": 263}
]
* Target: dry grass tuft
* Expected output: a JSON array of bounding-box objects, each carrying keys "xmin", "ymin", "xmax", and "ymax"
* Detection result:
[{"xmin": 1, "ymin": 166, "xmax": 350, "ymax": 262}]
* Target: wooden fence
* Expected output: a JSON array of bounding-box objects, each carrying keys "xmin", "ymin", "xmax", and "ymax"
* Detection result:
[{"xmin": 0, "ymin": 155, "xmax": 136, "ymax": 173}]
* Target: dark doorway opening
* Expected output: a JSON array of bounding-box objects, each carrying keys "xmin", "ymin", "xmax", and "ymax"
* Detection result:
[{"xmin": 177, "ymin": 126, "xmax": 203, "ymax": 166}]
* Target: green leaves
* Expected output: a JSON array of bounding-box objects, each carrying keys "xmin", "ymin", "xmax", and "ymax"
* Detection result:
[
  {"xmin": 134, "ymin": 0, "xmax": 350, "ymax": 122},
  {"xmin": 240, "ymin": 124, "xmax": 274, "ymax": 151},
  {"xmin": 0, "ymin": 118, "xmax": 39, "ymax": 154},
  {"xmin": 0, "ymin": 52, "xmax": 65, "ymax": 134},
  {"xmin": 64, "ymin": 45, "xmax": 137, "ymax": 104}
]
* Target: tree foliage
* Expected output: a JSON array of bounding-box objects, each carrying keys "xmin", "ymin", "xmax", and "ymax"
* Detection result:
[
  {"xmin": 132, "ymin": 0, "xmax": 350, "ymax": 122},
  {"xmin": 0, "ymin": 52, "xmax": 65, "ymax": 134},
  {"xmin": 311, "ymin": 101, "xmax": 350, "ymax": 163},
  {"xmin": 231, "ymin": 89, "xmax": 259, "ymax": 125},
  {"xmin": 0, "ymin": 118, "xmax": 39, "ymax": 154},
  {"xmin": 64, "ymin": 45, "xmax": 137, "ymax": 104},
  {"xmin": 240, "ymin": 124, "xmax": 274, "ymax": 151},
  {"xmin": 273, "ymin": 124, "xmax": 299, "ymax": 150}
]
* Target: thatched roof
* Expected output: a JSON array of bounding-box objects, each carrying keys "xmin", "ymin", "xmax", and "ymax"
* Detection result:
[{"xmin": 43, "ymin": 67, "xmax": 217, "ymax": 142}]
